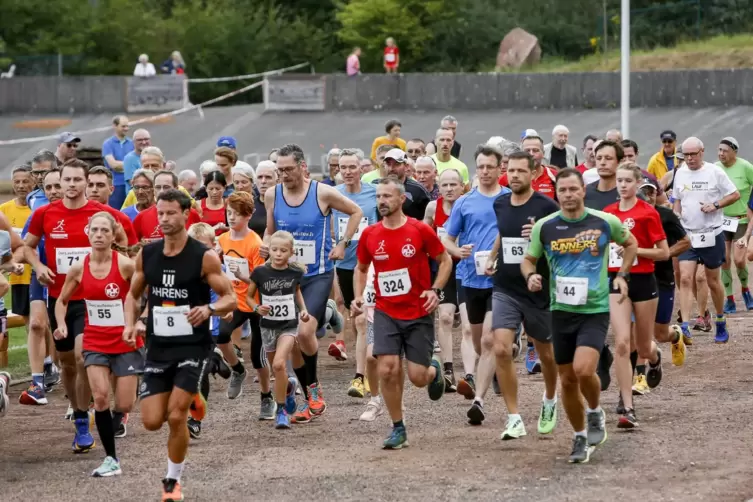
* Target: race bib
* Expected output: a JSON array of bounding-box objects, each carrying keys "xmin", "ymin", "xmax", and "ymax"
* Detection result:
[
  {"xmin": 385, "ymin": 53, "xmax": 396, "ymax": 63},
  {"xmin": 722, "ymin": 216, "xmax": 739, "ymax": 233},
  {"xmin": 474, "ymin": 250, "xmax": 492, "ymax": 275},
  {"xmin": 501, "ymin": 238, "xmax": 528, "ymax": 264},
  {"xmin": 338, "ymin": 217, "xmax": 369, "ymax": 242},
  {"xmin": 555, "ymin": 276, "xmax": 588, "ymax": 306},
  {"xmin": 86, "ymin": 300, "xmax": 125, "ymax": 327},
  {"xmin": 224, "ymin": 256, "xmax": 249, "ymax": 282},
  {"xmin": 437, "ymin": 227, "xmax": 448, "ymax": 240},
  {"xmin": 690, "ymin": 231, "xmax": 714, "ymax": 249},
  {"xmin": 378, "ymin": 268, "xmax": 411, "ymax": 297},
  {"xmin": 56, "ymin": 247, "xmax": 91, "ymax": 274},
  {"xmin": 291, "ymin": 240, "xmax": 316, "ymax": 265},
  {"xmin": 608, "ymin": 242, "xmax": 639, "ymax": 268},
  {"xmin": 363, "ymin": 283, "xmax": 376, "ymax": 307},
  {"xmin": 153, "ymin": 305, "xmax": 193, "ymax": 337},
  {"xmin": 263, "ymin": 294, "xmax": 296, "ymax": 321}
]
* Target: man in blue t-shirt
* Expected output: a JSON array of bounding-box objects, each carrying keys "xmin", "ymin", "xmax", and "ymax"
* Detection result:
[{"xmin": 101, "ymin": 115, "xmax": 134, "ymax": 210}]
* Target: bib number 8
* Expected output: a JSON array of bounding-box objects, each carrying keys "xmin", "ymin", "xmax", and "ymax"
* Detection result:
[{"xmin": 167, "ymin": 316, "xmax": 175, "ymax": 327}]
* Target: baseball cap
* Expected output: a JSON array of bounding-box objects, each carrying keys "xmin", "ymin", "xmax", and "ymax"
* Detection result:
[
  {"xmin": 384, "ymin": 148, "xmax": 408, "ymax": 163},
  {"xmin": 639, "ymin": 177, "xmax": 659, "ymax": 191},
  {"xmin": 660, "ymin": 130, "xmax": 677, "ymax": 141},
  {"xmin": 216, "ymin": 136, "xmax": 237, "ymax": 149},
  {"xmin": 721, "ymin": 136, "xmax": 739, "ymax": 151},
  {"xmin": 58, "ymin": 132, "xmax": 81, "ymax": 144},
  {"xmin": 521, "ymin": 128, "xmax": 539, "ymax": 140}
]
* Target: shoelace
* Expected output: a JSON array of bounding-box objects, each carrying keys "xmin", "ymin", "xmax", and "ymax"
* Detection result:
[
  {"xmin": 542, "ymin": 403, "xmax": 555, "ymax": 422},
  {"xmin": 310, "ymin": 385, "xmax": 320, "ymax": 401}
]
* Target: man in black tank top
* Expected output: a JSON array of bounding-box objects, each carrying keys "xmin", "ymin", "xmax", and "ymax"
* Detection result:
[{"xmin": 123, "ymin": 189, "xmax": 235, "ymax": 502}]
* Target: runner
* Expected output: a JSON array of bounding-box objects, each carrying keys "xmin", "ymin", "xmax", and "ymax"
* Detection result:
[
  {"xmin": 201, "ymin": 171, "xmax": 229, "ymax": 236},
  {"xmin": 485, "ymin": 150, "xmax": 560, "ymax": 439},
  {"xmin": 265, "ymin": 143, "xmax": 362, "ymax": 422},
  {"xmin": 353, "ymin": 178, "xmax": 451, "ymax": 449},
  {"xmin": 52, "ymin": 211, "xmax": 142, "ymax": 477},
  {"xmin": 431, "ymin": 128, "xmax": 470, "ymax": 189},
  {"xmin": 604, "ymin": 163, "xmax": 669, "ymax": 428},
  {"xmin": 674, "ymin": 137, "xmax": 739, "ymax": 344},
  {"xmin": 133, "ymin": 171, "xmax": 201, "ymax": 244},
  {"xmin": 121, "ymin": 170, "xmax": 155, "ymax": 222},
  {"xmin": 522, "ymin": 167, "xmax": 638, "ymax": 463},
  {"xmin": 248, "ymin": 161, "xmax": 277, "ymax": 238},
  {"xmin": 424, "ymin": 168, "xmax": 466, "ymax": 392},
  {"xmin": 414, "ymin": 156, "xmax": 439, "ymax": 200},
  {"xmin": 714, "ymin": 137, "xmax": 753, "ymax": 313},
  {"xmin": 330, "ymin": 149, "xmax": 378, "ymax": 399},
  {"xmin": 24, "ymin": 160, "xmax": 137, "ymax": 451},
  {"xmin": 443, "ymin": 145, "xmax": 509, "ymax": 423},
  {"xmin": 123, "ymin": 189, "xmax": 236, "ymax": 501},
  {"xmin": 86, "ymin": 166, "xmax": 115, "ymax": 206}
]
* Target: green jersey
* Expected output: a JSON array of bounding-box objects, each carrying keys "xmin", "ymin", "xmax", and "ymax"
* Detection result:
[
  {"xmin": 527, "ymin": 207, "xmax": 631, "ymax": 314},
  {"xmin": 716, "ymin": 158, "xmax": 753, "ymax": 222}
]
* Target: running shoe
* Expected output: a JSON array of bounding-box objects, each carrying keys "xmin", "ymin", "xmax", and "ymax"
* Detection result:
[
  {"xmin": 433, "ymin": 339, "xmax": 442, "ymax": 354},
  {"xmin": 467, "ymin": 399, "xmax": 485, "ymax": 426},
  {"xmin": 444, "ymin": 370, "xmax": 457, "ymax": 393},
  {"xmin": 724, "ymin": 298, "xmax": 737, "ymax": 314},
  {"xmin": 190, "ymin": 393, "xmax": 207, "ymax": 421},
  {"xmin": 327, "ymin": 299, "xmax": 344, "ymax": 334},
  {"xmin": 162, "ymin": 478, "xmax": 183, "ymax": 502},
  {"xmin": 91, "ymin": 456, "xmax": 122, "ymax": 477},
  {"xmin": 0, "ymin": 371, "xmax": 10, "ymax": 417},
  {"xmin": 114, "ymin": 412, "xmax": 128, "ymax": 439},
  {"xmin": 348, "ymin": 377, "xmax": 365, "ymax": 398},
  {"xmin": 328, "ymin": 340, "xmax": 348, "ymax": 361},
  {"xmin": 744, "ymin": 290, "xmax": 753, "ymax": 310},
  {"xmin": 632, "ymin": 375, "xmax": 650, "ymax": 396},
  {"xmin": 227, "ymin": 369, "xmax": 246, "ymax": 400},
  {"xmin": 715, "ymin": 320, "xmax": 730, "ymax": 344},
  {"xmin": 285, "ymin": 377, "xmax": 297, "ymax": 414},
  {"xmin": 670, "ymin": 325, "xmax": 686, "ymax": 366},
  {"xmin": 19, "ymin": 382, "xmax": 48, "ymax": 406},
  {"xmin": 233, "ymin": 344, "xmax": 244, "ymax": 363},
  {"xmin": 275, "ymin": 408, "xmax": 291, "ymax": 429},
  {"xmin": 456, "ymin": 373, "xmax": 476, "ymax": 400},
  {"xmin": 646, "ymin": 349, "xmax": 663, "ymax": 388},
  {"xmin": 308, "ymin": 382, "xmax": 326, "ymax": 415},
  {"xmin": 597, "ymin": 346, "xmax": 613, "ymax": 391},
  {"xmin": 586, "ymin": 409, "xmax": 607, "ymax": 446},
  {"xmin": 525, "ymin": 345, "xmax": 537, "ymax": 374},
  {"xmin": 681, "ymin": 324, "xmax": 694, "ymax": 346},
  {"xmin": 538, "ymin": 399, "xmax": 557, "ymax": 435},
  {"xmin": 694, "ymin": 312, "xmax": 712, "ymax": 332},
  {"xmin": 616, "ymin": 395, "xmax": 626, "ymax": 415},
  {"xmin": 43, "ymin": 362, "xmax": 61, "ymax": 392},
  {"xmin": 359, "ymin": 397, "xmax": 384, "ymax": 422},
  {"xmin": 382, "ymin": 425, "xmax": 409, "ymax": 450},
  {"xmin": 427, "ymin": 355, "xmax": 445, "ymax": 401},
  {"xmin": 65, "ymin": 404, "xmax": 74, "ymax": 420},
  {"xmin": 501, "ymin": 415, "xmax": 527, "ymax": 440},
  {"xmin": 292, "ymin": 401, "xmax": 313, "ymax": 424},
  {"xmin": 617, "ymin": 408, "xmax": 639, "ymax": 429},
  {"xmin": 568, "ymin": 435, "xmax": 592, "ymax": 464},
  {"xmin": 72, "ymin": 417, "xmax": 95, "ymax": 453},
  {"xmin": 259, "ymin": 396, "xmax": 277, "ymax": 420},
  {"xmin": 211, "ymin": 347, "xmax": 231, "ymax": 379},
  {"xmin": 187, "ymin": 417, "xmax": 202, "ymax": 439}
]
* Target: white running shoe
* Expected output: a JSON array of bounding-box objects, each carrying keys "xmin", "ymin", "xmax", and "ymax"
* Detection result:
[
  {"xmin": 359, "ymin": 397, "xmax": 384, "ymax": 422},
  {"xmin": 501, "ymin": 415, "xmax": 527, "ymax": 440}
]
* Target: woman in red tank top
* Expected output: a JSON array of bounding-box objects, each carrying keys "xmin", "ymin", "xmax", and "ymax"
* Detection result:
[
  {"xmin": 52, "ymin": 211, "xmax": 140, "ymax": 477},
  {"xmin": 201, "ymin": 171, "xmax": 228, "ymax": 235}
]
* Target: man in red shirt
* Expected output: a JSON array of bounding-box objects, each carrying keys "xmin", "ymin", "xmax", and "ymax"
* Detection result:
[
  {"xmin": 575, "ymin": 134, "xmax": 598, "ymax": 174},
  {"xmin": 134, "ymin": 170, "xmax": 200, "ymax": 243},
  {"xmin": 353, "ymin": 178, "xmax": 451, "ymax": 449},
  {"xmin": 24, "ymin": 160, "xmax": 137, "ymax": 452},
  {"xmin": 384, "ymin": 37, "xmax": 399, "ymax": 73},
  {"xmin": 499, "ymin": 135, "xmax": 557, "ymax": 199}
]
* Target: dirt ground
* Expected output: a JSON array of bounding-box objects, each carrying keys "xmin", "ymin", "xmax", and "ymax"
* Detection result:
[{"xmin": 2, "ymin": 311, "xmax": 753, "ymax": 502}]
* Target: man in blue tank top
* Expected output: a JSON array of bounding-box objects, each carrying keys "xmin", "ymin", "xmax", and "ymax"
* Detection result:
[{"xmin": 265, "ymin": 143, "xmax": 363, "ymax": 423}]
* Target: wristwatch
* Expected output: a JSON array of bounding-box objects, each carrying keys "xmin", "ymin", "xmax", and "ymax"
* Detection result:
[
  {"xmin": 616, "ymin": 271, "xmax": 629, "ymax": 280},
  {"xmin": 208, "ymin": 303, "xmax": 216, "ymax": 314},
  {"xmin": 339, "ymin": 238, "xmax": 352, "ymax": 248},
  {"xmin": 138, "ymin": 316, "xmax": 147, "ymax": 325},
  {"xmin": 714, "ymin": 201, "xmax": 720, "ymax": 209}
]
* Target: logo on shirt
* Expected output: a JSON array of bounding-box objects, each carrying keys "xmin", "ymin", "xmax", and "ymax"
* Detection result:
[
  {"xmin": 162, "ymin": 273, "xmax": 175, "ymax": 288},
  {"xmin": 374, "ymin": 240, "xmax": 388, "ymax": 260},
  {"xmin": 623, "ymin": 218, "xmax": 635, "ymax": 230},
  {"xmin": 51, "ymin": 219, "xmax": 68, "ymax": 239},
  {"xmin": 150, "ymin": 226, "xmax": 162, "ymax": 238},
  {"xmin": 105, "ymin": 283, "xmax": 120, "ymax": 299},
  {"xmin": 152, "ymin": 269, "xmax": 189, "ymax": 299},
  {"xmin": 401, "ymin": 244, "xmax": 416, "ymax": 258},
  {"xmin": 551, "ymin": 229, "xmax": 603, "ymax": 256}
]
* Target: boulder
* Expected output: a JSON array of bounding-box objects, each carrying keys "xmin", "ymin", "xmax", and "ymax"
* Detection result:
[{"xmin": 496, "ymin": 28, "xmax": 542, "ymax": 70}]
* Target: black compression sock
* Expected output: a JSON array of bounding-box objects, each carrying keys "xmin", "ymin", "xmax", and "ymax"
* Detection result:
[
  {"xmin": 73, "ymin": 409, "xmax": 88, "ymax": 420},
  {"xmin": 261, "ymin": 391, "xmax": 272, "ymax": 399},
  {"xmin": 636, "ymin": 364, "xmax": 646, "ymax": 376},
  {"xmin": 303, "ymin": 352, "xmax": 318, "ymax": 386},
  {"xmin": 355, "ymin": 373, "xmax": 364, "ymax": 381},
  {"xmin": 294, "ymin": 366, "xmax": 309, "ymax": 398},
  {"xmin": 630, "ymin": 350, "xmax": 638, "ymax": 373},
  {"xmin": 393, "ymin": 420, "xmax": 404, "ymax": 429},
  {"xmin": 232, "ymin": 362, "xmax": 245, "ymax": 374},
  {"xmin": 95, "ymin": 409, "xmax": 117, "ymax": 459},
  {"xmin": 443, "ymin": 362, "xmax": 453, "ymax": 372}
]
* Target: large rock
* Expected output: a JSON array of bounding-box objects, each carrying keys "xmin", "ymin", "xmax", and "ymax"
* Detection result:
[{"xmin": 496, "ymin": 28, "xmax": 542, "ymax": 70}]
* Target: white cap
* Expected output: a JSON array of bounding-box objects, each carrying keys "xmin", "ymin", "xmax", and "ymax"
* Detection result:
[
  {"xmin": 521, "ymin": 128, "xmax": 539, "ymax": 140},
  {"xmin": 384, "ymin": 148, "xmax": 408, "ymax": 163}
]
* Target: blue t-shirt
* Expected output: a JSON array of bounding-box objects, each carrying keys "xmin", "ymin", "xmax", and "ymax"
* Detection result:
[
  {"xmin": 333, "ymin": 183, "xmax": 378, "ymax": 270},
  {"xmin": 102, "ymin": 135, "xmax": 135, "ymax": 186},
  {"xmin": 445, "ymin": 187, "xmax": 510, "ymax": 289},
  {"xmin": 122, "ymin": 150, "xmax": 141, "ymax": 192},
  {"xmin": 122, "ymin": 205, "xmax": 140, "ymax": 222}
]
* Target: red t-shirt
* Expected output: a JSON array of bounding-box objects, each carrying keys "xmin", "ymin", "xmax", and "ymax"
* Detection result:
[
  {"xmin": 133, "ymin": 205, "xmax": 201, "ymax": 243},
  {"xmin": 433, "ymin": 197, "xmax": 458, "ymax": 262},
  {"xmin": 27, "ymin": 200, "xmax": 137, "ymax": 299},
  {"xmin": 357, "ymin": 217, "xmax": 444, "ymax": 320},
  {"xmin": 200, "ymin": 199, "xmax": 227, "ymax": 236},
  {"xmin": 604, "ymin": 199, "xmax": 666, "ymax": 274},
  {"xmin": 498, "ymin": 166, "xmax": 557, "ymax": 199},
  {"xmin": 575, "ymin": 163, "xmax": 590, "ymax": 174},
  {"xmin": 384, "ymin": 46, "xmax": 399, "ymax": 67}
]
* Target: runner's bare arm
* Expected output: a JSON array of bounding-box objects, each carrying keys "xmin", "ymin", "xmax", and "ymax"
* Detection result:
[
  {"xmin": 441, "ymin": 234, "xmax": 470, "ymax": 259},
  {"xmin": 53, "ymin": 261, "xmax": 83, "ymax": 339},
  {"xmin": 245, "ymin": 280, "xmax": 260, "ymax": 311},
  {"xmin": 117, "ymin": 254, "xmax": 136, "ymax": 282},
  {"xmin": 323, "ymin": 185, "xmax": 363, "ymax": 259},
  {"xmin": 431, "ymin": 250, "xmax": 452, "ymax": 290},
  {"xmin": 520, "ymin": 255, "xmax": 542, "ymax": 292},
  {"xmin": 201, "ymin": 250, "xmax": 237, "ymax": 316},
  {"xmin": 423, "ymin": 200, "xmax": 436, "ymax": 227},
  {"xmin": 617, "ymin": 233, "xmax": 639, "ymax": 274},
  {"xmin": 636, "ymin": 239, "xmax": 670, "ymax": 261},
  {"xmin": 294, "ymin": 285, "xmax": 308, "ymax": 319},
  {"xmin": 125, "ymin": 251, "xmax": 147, "ymax": 326},
  {"xmin": 669, "ymin": 235, "xmax": 691, "ymax": 258},
  {"xmin": 263, "ymin": 186, "xmax": 277, "ymax": 241}
]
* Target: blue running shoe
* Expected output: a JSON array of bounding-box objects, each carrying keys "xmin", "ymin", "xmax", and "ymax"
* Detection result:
[
  {"xmin": 72, "ymin": 417, "xmax": 95, "ymax": 453},
  {"xmin": 383, "ymin": 426, "xmax": 409, "ymax": 449},
  {"xmin": 681, "ymin": 324, "xmax": 693, "ymax": 346},
  {"xmin": 744, "ymin": 291, "xmax": 753, "ymax": 311},
  {"xmin": 19, "ymin": 382, "xmax": 48, "ymax": 406},
  {"xmin": 724, "ymin": 298, "xmax": 736, "ymax": 314},
  {"xmin": 525, "ymin": 346, "xmax": 537, "ymax": 374},
  {"xmin": 715, "ymin": 321, "xmax": 730, "ymax": 344},
  {"xmin": 427, "ymin": 355, "xmax": 445, "ymax": 401},
  {"xmin": 275, "ymin": 409, "xmax": 291, "ymax": 429},
  {"xmin": 285, "ymin": 377, "xmax": 297, "ymax": 414}
]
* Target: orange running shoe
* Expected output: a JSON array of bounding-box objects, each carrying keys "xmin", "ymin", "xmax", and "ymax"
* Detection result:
[
  {"xmin": 308, "ymin": 382, "xmax": 326, "ymax": 416},
  {"xmin": 162, "ymin": 478, "xmax": 184, "ymax": 502},
  {"xmin": 291, "ymin": 401, "xmax": 313, "ymax": 423},
  {"xmin": 189, "ymin": 393, "xmax": 207, "ymax": 422}
]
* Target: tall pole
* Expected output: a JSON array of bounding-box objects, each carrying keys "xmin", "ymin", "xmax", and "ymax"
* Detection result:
[{"xmin": 620, "ymin": 0, "xmax": 630, "ymax": 138}]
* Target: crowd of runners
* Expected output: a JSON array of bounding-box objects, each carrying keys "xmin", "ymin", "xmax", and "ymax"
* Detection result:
[{"xmin": 0, "ymin": 115, "xmax": 751, "ymax": 501}]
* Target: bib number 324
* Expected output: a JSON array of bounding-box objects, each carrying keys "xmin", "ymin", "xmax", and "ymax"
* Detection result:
[{"xmin": 377, "ymin": 268, "xmax": 411, "ymax": 297}]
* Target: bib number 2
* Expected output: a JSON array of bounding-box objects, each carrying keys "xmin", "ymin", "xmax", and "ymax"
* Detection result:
[{"xmin": 690, "ymin": 231, "xmax": 714, "ymax": 249}]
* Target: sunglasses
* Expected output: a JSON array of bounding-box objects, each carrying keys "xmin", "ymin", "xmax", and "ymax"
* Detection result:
[
  {"xmin": 662, "ymin": 139, "xmax": 675, "ymax": 144},
  {"xmin": 66, "ymin": 142, "xmax": 79, "ymax": 148}
]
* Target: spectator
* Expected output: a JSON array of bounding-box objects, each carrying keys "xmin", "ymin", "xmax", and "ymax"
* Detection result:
[
  {"xmin": 122, "ymin": 128, "xmax": 151, "ymax": 192},
  {"xmin": 101, "ymin": 115, "xmax": 133, "ymax": 209},
  {"xmin": 425, "ymin": 115, "xmax": 462, "ymax": 158},
  {"xmin": 370, "ymin": 119, "xmax": 407, "ymax": 160},
  {"xmin": 647, "ymin": 130, "xmax": 678, "ymax": 179},
  {"xmin": 161, "ymin": 50, "xmax": 186, "ymax": 75},
  {"xmin": 55, "ymin": 132, "xmax": 80, "ymax": 165},
  {"xmin": 133, "ymin": 54, "xmax": 156, "ymax": 77},
  {"xmin": 544, "ymin": 124, "xmax": 578, "ymax": 169},
  {"xmin": 268, "ymin": 148, "xmax": 279, "ymax": 163},
  {"xmin": 384, "ymin": 37, "xmax": 399, "ymax": 73},
  {"xmin": 178, "ymin": 170, "xmax": 199, "ymax": 196},
  {"xmin": 346, "ymin": 47, "xmax": 361, "ymax": 76}
]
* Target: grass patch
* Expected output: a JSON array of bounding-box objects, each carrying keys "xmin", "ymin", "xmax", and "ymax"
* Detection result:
[{"xmin": 2, "ymin": 290, "xmax": 29, "ymax": 381}]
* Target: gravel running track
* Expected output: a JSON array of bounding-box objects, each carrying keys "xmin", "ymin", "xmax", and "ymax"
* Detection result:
[{"xmin": 2, "ymin": 307, "xmax": 753, "ymax": 502}]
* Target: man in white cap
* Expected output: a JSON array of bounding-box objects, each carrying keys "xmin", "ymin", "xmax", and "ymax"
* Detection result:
[
  {"xmin": 376, "ymin": 148, "xmax": 431, "ymax": 220},
  {"xmin": 544, "ymin": 125, "xmax": 578, "ymax": 169}
]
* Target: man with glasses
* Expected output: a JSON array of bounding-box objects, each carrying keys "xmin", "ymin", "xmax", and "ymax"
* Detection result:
[
  {"xmin": 122, "ymin": 129, "xmax": 151, "ymax": 193},
  {"xmin": 122, "ymin": 170, "xmax": 155, "ymax": 222},
  {"xmin": 648, "ymin": 130, "xmax": 678, "ymax": 179},
  {"xmin": 405, "ymin": 138, "xmax": 426, "ymax": 162},
  {"xmin": 322, "ymin": 148, "xmax": 341, "ymax": 186},
  {"xmin": 55, "ymin": 132, "xmax": 80, "ymax": 166},
  {"xmin": 133, "ymin": 171, "xmax": 201, "ymax": 243}
]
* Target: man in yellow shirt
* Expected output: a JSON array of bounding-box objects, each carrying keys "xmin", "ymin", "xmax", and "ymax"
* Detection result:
[
  {"xmin": 431, "ymin": 128, "xmax": 470, "ymax": 190},
  {"xmin": 0, "ymin": 165, "xmax": 33, "ymax": 319},
  {"xmin": 647, "ymin": 130, "xmax": 678, "ymax": 179},
  {"xmin": 370, "ymin": 119, "xmax": 406, "ymax": 160}
]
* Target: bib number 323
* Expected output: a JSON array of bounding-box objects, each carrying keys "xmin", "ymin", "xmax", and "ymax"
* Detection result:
[{"xmin": 555, "ymin": 276, "xmax": 588, "ymax": 306}]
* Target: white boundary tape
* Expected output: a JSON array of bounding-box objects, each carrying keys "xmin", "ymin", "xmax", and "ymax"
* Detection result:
[
  {"xmin": 186, "ymin": 61, "xmax": 311, "ymax": 83},
  {"xmin": 0, "ymin": 62, "xmax": 310, "ymax": 147}
]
